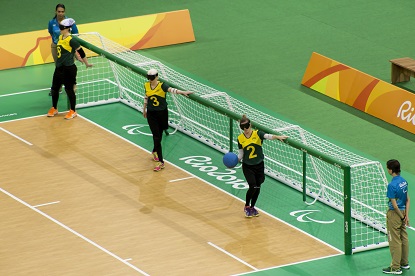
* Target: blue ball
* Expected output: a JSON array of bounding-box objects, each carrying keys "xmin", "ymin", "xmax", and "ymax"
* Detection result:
[{"xmin": 223, "ymin": 152, "xmax": 239, "ymax": 168}]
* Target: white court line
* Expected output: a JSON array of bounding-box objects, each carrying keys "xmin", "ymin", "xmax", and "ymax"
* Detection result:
[
  {"xmin": 0, "ymin": 187, "xmax": 149, "ymax": 276},
  {"xmin": 208, "ymin": 242, "xmax": 258, "ymax": 271},
  {"xmin": 0, "ymin": 127, "xmax": 32, "ymax": 145},
  {"xmin": 0, "ymin": 87, "xmax": 49, "ymax": 97},
  {"xmin": 4, "ymin": 114, "xmax": 345, "ymax": 272},
  {"xmin": 169, "ymin": 176, "xmax": 195, "ymax": 183},
  {"xmin": 231, "ymin": 252, "xmax": 343, "ymax": 276},
  {"xmin": 33, "ymin": 201, "xmax": 61, "ymax": 208}
]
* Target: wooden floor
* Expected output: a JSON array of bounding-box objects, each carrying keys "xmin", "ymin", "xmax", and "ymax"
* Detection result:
[{"xmin": 0, "ymin": 115, "xmax": 340, "ymax": 276}]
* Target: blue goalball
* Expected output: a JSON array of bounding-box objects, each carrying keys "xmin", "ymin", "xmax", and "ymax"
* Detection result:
[{"xmin": 223, "ymin": 152, "xmax": 239, "ymax": 168}]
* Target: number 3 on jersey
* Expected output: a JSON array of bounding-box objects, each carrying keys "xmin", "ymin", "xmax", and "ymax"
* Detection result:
[{"xmin": 149, "ymin": 96, "xmax": 159, "ymax": 106}]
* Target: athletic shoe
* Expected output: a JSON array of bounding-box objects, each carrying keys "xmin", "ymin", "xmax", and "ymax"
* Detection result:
[
  {"xmin": 382, "ymin": 267, "xmax": 402, "ymax": 274},
  {"xmin": 47, "ymin": 107, "xmax": 58, "ymax": 117},
  {"xmin": 153, "ymin": 162, "xmax": 165, "ymax": 172},
  {"xmin": 250, "ymin": 207, "xmax": 260, "ymax": 217},
  {"xmin": 64, "ymin": 110, "xmax": 77, "ymax": 120},
  {"xmin": 244, "ymin": 206, "xmax": 252, "ymax": 218},
  {"xmin": 401, "ymin": 264, "xmax": 410, "ymax": 270},
  {"xmin": 152, "ymin": 151, "xmax": 159, "ymax": 162}
]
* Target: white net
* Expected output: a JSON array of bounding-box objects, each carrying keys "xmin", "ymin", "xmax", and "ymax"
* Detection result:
[{"xmin": 75, "ymin": 32, "xmax": 389, "ymax": 253}]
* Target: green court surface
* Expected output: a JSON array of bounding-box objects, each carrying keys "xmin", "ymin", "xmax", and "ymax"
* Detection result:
[{"xmin": 2, "ymin": 1, "xmax": 415, "ymax": 275}]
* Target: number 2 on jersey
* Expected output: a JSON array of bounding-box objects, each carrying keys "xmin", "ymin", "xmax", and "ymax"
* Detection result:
[{"xmin": 247, "ymin": 145, "xmax": 257, "ymax": 159}]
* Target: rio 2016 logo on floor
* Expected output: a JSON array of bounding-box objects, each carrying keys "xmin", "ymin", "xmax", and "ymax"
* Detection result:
[{"xmin": 180, "ymin": 156, "xmax": 248, "ymax": 190}]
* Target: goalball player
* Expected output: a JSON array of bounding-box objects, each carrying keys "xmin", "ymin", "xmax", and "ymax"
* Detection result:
[
  {"xmin": 47, "ymin": 18, "xmax": 92, "ymax": 120},
  {"xmin": 237, "ymin": 115, "xmax": 288, "ymax": 218},
  {"xmin": 142, "ymin": 69, "xmax": 193, "ymax": 171}
]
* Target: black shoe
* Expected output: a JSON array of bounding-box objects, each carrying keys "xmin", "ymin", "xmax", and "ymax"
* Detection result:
[{"xmin": 382, "ymin": 266, "xmax": 402, "ymax": 274}]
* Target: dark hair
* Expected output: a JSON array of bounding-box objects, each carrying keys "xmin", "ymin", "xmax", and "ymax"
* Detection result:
[
  {"xmin": 53, "ymin": 4, "xmax": 66, "ymax": 19},
  {"xmin": 387, "ymin": 159, "xmax": 401, "ymax": 174}
]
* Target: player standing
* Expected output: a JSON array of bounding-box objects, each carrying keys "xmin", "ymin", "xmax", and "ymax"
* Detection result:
[
  {"xmin": 237, "ymin": 115, "xmax": 288, "ymax": 218},
  {"xmin": 142, "ymin": 69, "xmax": 193, "ymax": 171},
  {"xmin": 47, "ymin": 18, "xmax": 92, "ymax": 119}
]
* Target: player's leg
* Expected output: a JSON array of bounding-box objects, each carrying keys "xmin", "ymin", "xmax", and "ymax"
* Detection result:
[
  {"xmin": 47, "ymin": 67, "xmax": 63, "ymax": 117},
  {"xmin": 250, "ymin": 162, "xmax": 265, "ymax": 208},
  {"xmin": 63, "ymin": 65, "xmax": 78, "ymax": 120},
  {"xmin": 242, "ymin": 164, "xmax": 257, "ymax": 217},
  {"xmin": 49, "ymin": 43, "xmax": 62, "ymax": 95},
  {"xmin": 147, "ymin": 113, "xmax": 164, "ymax": 171}
]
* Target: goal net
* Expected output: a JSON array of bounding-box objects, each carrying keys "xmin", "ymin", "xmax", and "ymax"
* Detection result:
[{"xmin": 74, "ymin": 32, "xmax": 388, "ymax": 254}]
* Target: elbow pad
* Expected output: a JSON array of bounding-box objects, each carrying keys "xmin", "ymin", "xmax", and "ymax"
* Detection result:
[{"xmin": 77, "ymin": 48, "xmax": 86, "ymax": 59}]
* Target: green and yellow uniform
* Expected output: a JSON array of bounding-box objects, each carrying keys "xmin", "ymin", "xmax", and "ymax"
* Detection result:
[
  {"xmin": 237, "ymin": 130, "xmax": 265, "ymax": 165},
  {"xmin": 56, "ymin": 34, "xmax": 80, "ymax": 67},
  {"xmin": 144, "ymin": 81, "xmax": 171, "ymax": 164},
  {"xmin": 144, "ymin": 81, "xmax": 170, "ymax": 111},
  {"xmin": 51, "ymin": 34, "xmax": 80, "ymax": 111}
]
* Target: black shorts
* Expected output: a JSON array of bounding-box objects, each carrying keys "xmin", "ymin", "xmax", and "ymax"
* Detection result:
[
  {"xmin": 147, "ymin": 109, "xmax": 169, "ymax": 136},
  {"xmin": 51, "ymin": 64, "xmax": 77, "ymax": 92},
  {"xmin": 242, "ymin": 161, "xmax": 265, "ymax": 188}
]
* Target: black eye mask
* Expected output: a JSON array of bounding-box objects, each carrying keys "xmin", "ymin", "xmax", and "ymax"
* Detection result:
[
  {"xmin": 147, "ymin": 74, "xmax": 157, "ymax": 80},
  {"xmin": 59, "ymin": 25, "xmax": 69, "ymax": 30},
  {"xmin": 240, "ymin": 120, "xmax": 251, "ymax": 130}
]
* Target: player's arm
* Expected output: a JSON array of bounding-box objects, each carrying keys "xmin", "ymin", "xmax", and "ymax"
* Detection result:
[
  {"xmin": 76, "ymin": 46, "xmax": 92, "ymax": 68},
  {"xmin": 238, "ymin": 149, "xmax": 244, "ymax": 162},
  {"xmin": 264, "ymin": 133, "xmax": 288, "ymax": 142},
  {"xmin": 143, "ymin": 95, "xmax": 148, "ymax": 118},
  {"xmin": 167, "ymin": 87, "xmax": 193, "ymax": 97}
]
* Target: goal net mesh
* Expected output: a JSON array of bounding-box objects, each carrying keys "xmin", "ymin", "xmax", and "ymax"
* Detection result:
[{"xmin": 75, "ymin": 32, "xmax": 388, "ymax": 253}]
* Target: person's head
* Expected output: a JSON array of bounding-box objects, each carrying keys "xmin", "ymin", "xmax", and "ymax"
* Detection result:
[
  {"xmin": 239, "ymin": 115, "xmax": 251, "ymax": 132},
  {"xmin": 386, "ymin": 159, "xmax": 401, "ymax": 175},
  {"xmin": 54, "ymin": 4, "xmax": 66, "ymax": 20},
  {"xmin": 147, "ymin": 69, "xmax": 158, "ymax": 81},
  {"xmin": 59, "ymin": 18, "xmax": 75, "ymax": 33}
]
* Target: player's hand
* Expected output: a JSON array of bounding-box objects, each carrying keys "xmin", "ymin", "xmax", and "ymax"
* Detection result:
[
  {"xmin": 182, "ymin": 91, "xmax": 193, "ymax": 97},
  {"xmin": 85, "ymin": 63, "xmax": 93, "ymax": 68},
  {"xmin": 276, "ymin": 135, "xmax": 288, "ymax": 142}
]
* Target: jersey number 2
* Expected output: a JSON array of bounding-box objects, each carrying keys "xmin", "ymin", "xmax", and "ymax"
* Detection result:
[{"xmin": 247, "ymin": 145, "xmax": 257, "ymax": 159}]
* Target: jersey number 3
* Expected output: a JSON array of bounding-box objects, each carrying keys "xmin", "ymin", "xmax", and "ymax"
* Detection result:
[{"xmin": 149, "ymin": 96, "xmax": 160, "ymax": 106}]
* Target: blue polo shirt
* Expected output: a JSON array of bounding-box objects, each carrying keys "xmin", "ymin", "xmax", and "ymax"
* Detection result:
[
  {"xmin": 387, "ymin": 175, "xmax": 408, "ymax": 210},
  {"xmin": 48, "ymin": 17, "xmax": 79, "ymax": 44}
]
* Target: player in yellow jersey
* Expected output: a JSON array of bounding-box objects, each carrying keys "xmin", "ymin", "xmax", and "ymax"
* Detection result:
[
  {"xmin": 237, "ymin": 115, "xmax": 288, "ymax": 218},
  {"xmin": 47, "ymin": 18, "xmax": 92, "ymax": 120},
  {"xmin": 142, "ymin": 69, "xmax": 193, "ymax": 171}
]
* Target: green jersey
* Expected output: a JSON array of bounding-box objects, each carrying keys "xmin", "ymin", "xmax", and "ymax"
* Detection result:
[
  {"xmin": 237, "ymin": 130, "xmax": 265, "ymax": 165},
  {"xmin": 56, "ymin": 34, "xmax": 80, "ymax": 67}
]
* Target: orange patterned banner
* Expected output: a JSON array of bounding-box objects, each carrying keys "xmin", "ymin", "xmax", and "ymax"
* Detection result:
[
  {"xmin": 0, "ymin": 9, "xmax": 195, "ymax": 70},
  {"xmin": 302, "ymin": 52, "xmax": 415, "ymax": 134}
]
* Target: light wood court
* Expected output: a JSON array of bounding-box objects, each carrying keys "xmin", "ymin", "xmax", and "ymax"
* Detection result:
[{"xmin": 0, "ymin": 116, "xmax": 340, "ymax": 276}]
